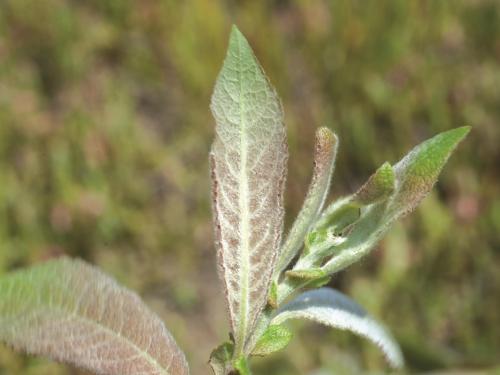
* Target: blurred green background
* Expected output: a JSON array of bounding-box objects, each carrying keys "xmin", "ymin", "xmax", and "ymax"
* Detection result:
[{"xmin": 0, "ymin": 0, "xmax": 499, "ymax": 374}]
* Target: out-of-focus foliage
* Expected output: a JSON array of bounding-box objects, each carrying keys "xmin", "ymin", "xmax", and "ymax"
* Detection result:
[{"xmin": 0, "ymin": 1, "xmax": 498, "ymax": 374}]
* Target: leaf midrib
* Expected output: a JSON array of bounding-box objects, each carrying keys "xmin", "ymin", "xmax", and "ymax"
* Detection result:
[{"xmin": 236, "ymin": 30, "xmax": 250, "ymax": 357}]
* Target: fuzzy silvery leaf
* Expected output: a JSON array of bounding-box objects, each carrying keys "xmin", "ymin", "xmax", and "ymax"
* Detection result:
[
  {"xmin": 275, "ymin": 127, "xmax": 337, "ymax": 275},
  {"xmin": 0, "ymin": 257, "xmax": 189, "ymax": 375},
  {"xmin": 271, "ymin": 288, "xmax": 403, "ymax": 368},
  {"xmin": 210, "ymin": 26, "xmax": 288, "ymax": 354}
]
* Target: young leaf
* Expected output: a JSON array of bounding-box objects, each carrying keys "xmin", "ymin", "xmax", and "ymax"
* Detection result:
[
  {"xmin": 0, "ymin": 257, "xmax": 189, "ymax": 375},
  {"xmin": 275, "ymin": 128, "xmax": 338, "ymax": 275},
  {"xmin": 210, "ymin": 25, "xmax": 288, "ymax": 355},
  {"xmin": 353, "ymin": 162, "xmax": 395, "ymax": 205},
  {"xmin": 251, "ymin": 324, "xmax": 293, "ymax": 357},
  {"xmin": 322, "ymin": 126, "xmax": 470, "ymax": 275},
  {"xmin": 209, "ymin": 342, "xmax": 234, "ymax": 375},
  {"xmin": 293, "ymin": 164, "xmax": 393, "ymax": 271},
  {"xmin": 307, "ymin": 275, "xmax": 332, "ymax": 289},
  {"xmin": 321, "ymin": 203, "xmax": 388, "ymax": 275},
  {"xmin": 267, "ymin": 281, "xmax": 278, "ymax": 309},
  {"xmin": 285, "ymin": 268, "xmax": 326, "ymax": 280},
  {"xmin": 312, "ymin": 196, "xmax": 360, "ymax": 234},
  {"xmin": 271, "ymin": 288, "xmax": 403, "ymax": 368},
  {"xmin": 312, "ymin": 162, "xmax": 394, "ymax": 235},
  {"xmin": 387, "ymin": 126, "xmax": 471, "ymax": 219}
]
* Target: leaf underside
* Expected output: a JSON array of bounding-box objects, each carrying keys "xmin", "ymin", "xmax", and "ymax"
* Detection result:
[
  {"xmin": 272, "ymin": 288, "xmax": 403, "ymax": 368},
  {"xmin": 210, "ymin": 26, "xmax": 288, "ymax": 354},
  {"xmin": 276, "ymin": 127, "xmax": 337, "ymax": 275},
  {"xmin": 0, "ymin": 257, "xmax": 189, "ymax": 375}
]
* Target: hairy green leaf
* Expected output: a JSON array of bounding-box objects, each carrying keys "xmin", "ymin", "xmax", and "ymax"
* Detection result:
[
  {"xmin": 322, "ymin": 126, "xmax": 470, "ymax": 275},
  {"xmin": 209, "ymin": 342, "xmax": 234, "ymax": 375},
  {"xmin": 388, "ymin": 126, "xmax": 471, "ymax": 218},
  {"xmin": 276, "ymin": 127, "xmax": 337, "ymax": 275},
  {"xmin": 321, "ymin": 203, "xmax": 388, "ymax": 275},
  {"xmin": 353, "ymin": 162, "xmax": 395, "ymax": 205},
  {"xmin": 272, "ymin": 288, "xmax": 403, "ymax": 368},
  {"xmin": 313, "ymin": 162, "xmax": 394, "ymax": 236},
  {"xmin": 295, "ymin": 163, "xmax": 394, "ymax": 270},
  {"xmin": 251, "ymin": 324, "xmax": 292, "ymax": 357},
  {"xmin": 267, "ymin": 281, "xmax": 278, "ymax": 309},
  {"xmin": 0, "ymin": 257, "xmax": 189, "ymax": 375},
  {"xmin": 285, "ymin": 268, "xmax": 326, "ymax": 280},
  {"xmin": 313, "ymin": 197, "xmax": 360, "ymax": 234},
  {"xmin": 307, "ymin": 275, "xmax": 332, "ymax": 289},
  {"xmin": 210, "ymin": 25, "xmax": 288, "ymax": 356}
]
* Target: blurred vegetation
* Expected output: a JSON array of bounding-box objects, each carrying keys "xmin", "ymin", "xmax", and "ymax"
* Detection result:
[{"xmin": 0, "ymin": 0, "xmax": 499, "ymax": 374}]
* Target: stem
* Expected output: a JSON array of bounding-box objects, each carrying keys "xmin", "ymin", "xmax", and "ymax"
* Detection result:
[
  {"xmin": 277, "ymin": 277, "xmax": 311, "ymax": 306},
  {"xmin": 234, "ymin": 356, "xmax": 252, "ymax": 375}
]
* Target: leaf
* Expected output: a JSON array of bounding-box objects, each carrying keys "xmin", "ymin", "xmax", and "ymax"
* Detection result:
[
  {"xmin": 321, "ymin": 203, "xmax": 388, "ymax": 275},
  {"xmin": 209, "ymin": 342, "xmax": 234, "ymax": 375},
  {"xmin": 312, "ymin": 197, "xmax": 360, "ymax": 233},
  {"xmin": 387, "ymin": 126, "xmax": 471, "ymax": 218},
  {"xmin": 0, "ymin": 257, "xmax": 189, "ymax": 375},
  {"xmin": 271, "ymin": 288, "xmax": 403, "ymax": 368},
  {"xmin": 275, "ymin": 127, "xmax": 337, "ymax": 275},
  {"xmin": 353, "ymin": 162, "xmax": 395, "ymax": 205},
  {"xmin": 285, "ymin": 268, "xmax": 326, "ymax": 280},
  {"xmin": 210, "ymin": 25, "xmax": 288, "ymax": 355},
  {"xmin": 307, "ymin": 275, "xmax": 332, "ymax": 289},
  {"xmin": 313, "ymin": 161, "xmax": 394, "ymax": 235},
  {"xmin": 251, "ymin": 324, "xmax": 292, "ymax": 357},
  {"xmin": 322, "ymin": 126, "xmax": 470, "ymax": 275},
  {"xmin": 294, "ymin": 164, "xmax": 393, "ymax": 270},
  {"xmin": 267, "ymin": 281, "xmax": 278, "ymax": 309}
]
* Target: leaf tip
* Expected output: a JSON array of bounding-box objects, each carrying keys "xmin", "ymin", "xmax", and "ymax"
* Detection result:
[
  {"xmin": 390, "ymin": 125, "xmax": 471, "ymax": 218},
  {"xmin": 404, "ymin": 125, "xmax": 470, "ymax": 180},
  {"xmin": 316, "ymin": 126, "xmax": 337, "ymax": 144},
  {"xmin": 228, "ymin": 24, "xmax": 250, "ymax": 52},
  {"xmin": 230, "ymin": 24, "xmax": 243, "ymax": 39},
  {"xmin": 455, "ymin": 124, "xmax": 472, "ymax": 137},
  {"xmin": 438, "ymin": 125, "xmax": 471, "ymax": 150},
  {"xmin": 314, "ymin": 127, "xmax": 338, "ymax": 164}
]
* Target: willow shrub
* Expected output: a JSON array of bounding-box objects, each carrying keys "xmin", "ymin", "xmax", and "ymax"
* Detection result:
[{"xmin": 0, "ymin": 26, "xmax": 469, "ymax": 375}]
